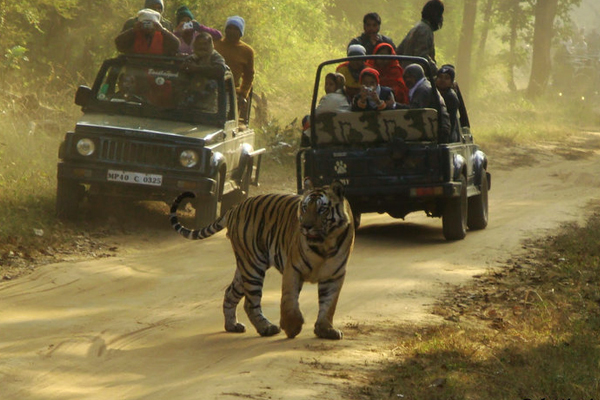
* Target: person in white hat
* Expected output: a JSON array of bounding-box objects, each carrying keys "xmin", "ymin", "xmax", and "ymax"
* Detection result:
[
  {"xmin": 115, "ymin": 8, "xmax": 180, "ymax": 56},
  {"xmin": 335, "ymin": 44, "xmax": 367, "ymax": 99},
  {"xmin": 121, "ymin": 0, "xmax": 173, "ymax": 32}
]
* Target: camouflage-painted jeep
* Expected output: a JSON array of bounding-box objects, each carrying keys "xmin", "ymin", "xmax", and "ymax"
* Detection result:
[{"xmin": 296, "ymin": 55, "xmax": 490, "ymax": 240}]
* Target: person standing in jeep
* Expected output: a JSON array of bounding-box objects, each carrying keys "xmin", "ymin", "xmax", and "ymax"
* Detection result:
[
  {"xmin": 214, "ymin": 16, "xmax": 255, "ymax": 121},
  {"xmin": 396, "ymin": 0, "xmax": 445, "ymax": 72},
  {"xmin": 347, "ymin": 12, "xmax": 395, "ymax": 55},
  {"xmin": 115, "ymin": 9, "xmax": 180, "ymax": 56},
  {"xmin": 121, "ymin": 0, "xmax": 173, "ymax": 32}
]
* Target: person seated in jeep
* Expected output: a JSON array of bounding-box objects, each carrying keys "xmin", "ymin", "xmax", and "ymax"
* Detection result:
[
  {"xmin": 435, "ymin": 64, "xmax": 460, "ymax": 142},
  {"xmin": 110, "ymin": 73, "xmax": 147, "ymax": 103},
  {"xmin": 336, "ymin": 44, "xmax": 367, "ymax": 100},
  {"xmin": 351, "ymin": 68, "xmax": 396, "ymax": 111},
  {"xmin": 400, "ymin": 63, "xmax": 451, "ymax": 141},
  {"xmin": 115, "ymin": 8, "xmax": 180, "ymax": 56},
  {"xmin": 367, "ymin": 43, "xmax": 409, "ymax": 105}
]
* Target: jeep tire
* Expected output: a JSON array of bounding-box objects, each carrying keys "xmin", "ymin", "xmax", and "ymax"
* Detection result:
[
  {"xmin": 467, "ymin": 170, "xmax": 489, "ymax": 230},
  {"xmin": 443, "ymin": 174, "xmax": 468, "ymax": 240},
  {"xmin": 194, "ymin": 172, "xmax": 221, "ymax": 228},
  {"xmin": 56, "ymin": 178, "xmax": 84, "ymax": 221}
]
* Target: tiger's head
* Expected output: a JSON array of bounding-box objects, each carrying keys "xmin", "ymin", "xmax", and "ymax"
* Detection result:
[{"xmin": 298, "ymin": 179, "xmax": 353, "ymax": 246}]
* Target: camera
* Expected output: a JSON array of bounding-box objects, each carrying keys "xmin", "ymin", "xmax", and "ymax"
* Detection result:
[{"xmin": 142, "ymin": 20, "xmax": 154, "ymax": 29}]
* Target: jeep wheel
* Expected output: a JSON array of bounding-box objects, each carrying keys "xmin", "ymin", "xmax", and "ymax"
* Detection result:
[
  {"xmin": 352, "ymin": 211, "xmax": 361, "ymax": 230},
  {"xmin": 442, "ymin": 175, "xmax": 467, "ymax": 240},
  {"xmin": 56, "ymin": 178, "xmax": 84, "ymax": 220},
  {"xmin": 222, "ymin": 162, "xmax": 252, "ymax": 213},
  {"xmin": 194, "ymin": 173, "xmax": 222, "ymax": 228},
  {"xmin": 467, "ymin": 171, "xmax": 489, "ymax": 230}
]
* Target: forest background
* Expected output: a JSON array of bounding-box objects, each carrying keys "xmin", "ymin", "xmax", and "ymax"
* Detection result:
[
  {"xmin": 0, "ymin": 0, "xmax": 597, "ymax": 122},
  {"xmin": 0, "ymin": 0, "xmax": 599, "ymax": 251}
]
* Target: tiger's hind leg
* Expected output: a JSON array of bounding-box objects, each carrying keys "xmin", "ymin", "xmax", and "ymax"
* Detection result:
[
  {"xmin": 223, "ymin": 269, "xmax": 247, "ymax": 333},
  {"xmin": 224, "ymin": 261, "xmax": 280, "ymax": 337},
  {"xmin": 239, "ymin": 258, "xmax": 281, "ymax": 337}
]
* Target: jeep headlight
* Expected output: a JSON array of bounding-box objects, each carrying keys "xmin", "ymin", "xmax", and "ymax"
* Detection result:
[
  {"xmin": 76, "ymin": 138, "xmax": 95, "ymax": 156},
  {"xmin": 179, "ymin": 150, "xmax": 199, "ymax": 168}
]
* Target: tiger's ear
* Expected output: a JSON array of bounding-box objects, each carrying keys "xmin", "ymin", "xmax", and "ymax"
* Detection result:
[
  {"xmin": 330, "ymin": 180, "xmax": 345, "ymax": 198},
  {"xmin": 303, "ymin": 177, "xmax": 314, "ymax": 192}
]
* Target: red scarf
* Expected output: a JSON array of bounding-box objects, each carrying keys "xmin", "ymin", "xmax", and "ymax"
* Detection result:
[{"xmin": 367, "ymin": 43, "xmax": 409, "ymax": 104}]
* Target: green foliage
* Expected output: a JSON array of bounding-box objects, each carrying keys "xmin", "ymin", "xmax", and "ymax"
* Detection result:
[
  {"xmin": 3, "ymin": 46, "xmax": 29, "ymax": 70},
  {"xmin": 0, "ymin": 0, "xmax": 589, "ymax": 121}
]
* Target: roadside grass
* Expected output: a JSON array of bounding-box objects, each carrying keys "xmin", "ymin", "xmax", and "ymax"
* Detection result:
[
  {"xmin": 357, "ymin": 208, "xmax": 600, "ymax": 400},
  {"xmin": 469, "ymin": 91, "xmax": 599, "ymax": 148},
  {"xmin": 0, "ymin": 118, "xmax": 62, "ymax": 248}
]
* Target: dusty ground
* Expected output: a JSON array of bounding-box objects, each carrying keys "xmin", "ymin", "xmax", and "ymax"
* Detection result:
[{"xmin": 2, "ymin": 132, "xmax": 600, "ymax": 399}]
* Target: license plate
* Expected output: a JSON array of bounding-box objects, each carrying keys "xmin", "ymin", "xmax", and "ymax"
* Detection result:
[{"xmin": 107, "ymin": 170, "xmax": 163, "ymax": 186}]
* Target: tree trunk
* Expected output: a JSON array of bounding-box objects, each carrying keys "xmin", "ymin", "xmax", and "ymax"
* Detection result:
[
  {"xmin": 456, "ymin": 0, "xmax": 478, "ymax": 98},
  {"xmin": 475, "ymin": 0, "xmax": 495, "ymax": 66},
  {"xmin": 507, "ymin": 0, "xmax": 519, "ymax": 92},
  {"xmin": 527, "ymin": 0, "xmax": 560, "ymax": 97}
]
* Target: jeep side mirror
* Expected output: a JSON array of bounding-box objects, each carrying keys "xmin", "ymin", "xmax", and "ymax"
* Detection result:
[{"xmin": 75, "ymin": 86, "xmax": 92, "ymax": 106}]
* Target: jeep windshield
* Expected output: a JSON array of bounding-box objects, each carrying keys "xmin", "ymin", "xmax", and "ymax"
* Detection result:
[{"xmin": 85, "ymin": 55, "xmax": 230, "ymax": 126}]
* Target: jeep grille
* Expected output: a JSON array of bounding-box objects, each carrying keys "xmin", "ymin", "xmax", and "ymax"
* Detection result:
[{"xmin": 100, "ymin": 138, "xmax": 176, "ymax": 168}]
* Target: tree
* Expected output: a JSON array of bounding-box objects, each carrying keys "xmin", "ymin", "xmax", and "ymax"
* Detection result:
[
  {"xmin": 456, "ymin": 0, "xmax": 478, "ymax": 98},
  {"xmin": 475, "ymin": 0, "xmax": 495, "ymax": 67},
  {"xmin": 526, "ymin": 0, "xmax": 560, "ymax": 97}
]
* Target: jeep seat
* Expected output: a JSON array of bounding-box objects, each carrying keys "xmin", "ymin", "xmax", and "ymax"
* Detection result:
[{"xmin": 312, "ymin": 108, "xmax": 438, "ymax": 146}]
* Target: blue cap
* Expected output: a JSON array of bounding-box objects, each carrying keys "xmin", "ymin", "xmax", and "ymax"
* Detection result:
[{"xmin": 226, "ymin": 15, "xmax": 245, "ymax": 36}]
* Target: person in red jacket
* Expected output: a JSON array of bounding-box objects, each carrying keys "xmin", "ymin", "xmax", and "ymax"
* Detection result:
[
  {"xmin": 367, "ymin": 42, "xmax": 409, "ymax": 105},
  {"xmin": 115, "ymin": 8, "xmax": 180, "ymax": 56}
]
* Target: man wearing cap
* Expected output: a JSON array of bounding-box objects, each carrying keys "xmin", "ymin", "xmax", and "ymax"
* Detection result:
[
  {"xmin": 122, "ymin": 0, "xmax": 173, "ymax": 32},
  {"xmin": 396, "ymin": 0, "xmax": 445, "ymax": 72},
  {"xmin": 348, "ymin": 12, "xmax": 395, "ymax": 55},
  {"xmin": 435, "ymin": 64, "xmax": 460, "ymax": 142},
  {"xmin": 115, "ymin": 8, "xmax": 180, "ymax": 56},
  {"xmin": 336, "ymin": 44, "xmax": 367, "ymax": 99},
  {"xmin": 214, "ymin": 16, "xmax": 255, "ymax": 121}
]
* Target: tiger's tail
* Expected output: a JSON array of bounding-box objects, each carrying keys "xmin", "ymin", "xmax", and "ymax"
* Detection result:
[{"xmin": 169, "ymin": 192, "xmax": 226, "ymax": 240}]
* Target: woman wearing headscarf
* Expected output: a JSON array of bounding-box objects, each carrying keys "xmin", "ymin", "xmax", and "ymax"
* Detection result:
[
  {"xmin": 173, "ymin": 5, "xmax": 222, "ymax": 50},
  {"xmin": 367, "ymin": 42, "xmax": 409, "ymax": 105},
  {"xmin": 352, "ymin": 67, "xmax": 396, "ymax": 111},
  {"xmin": 315, "ymin": 72, "xmax": 351, "ymax": 115}
]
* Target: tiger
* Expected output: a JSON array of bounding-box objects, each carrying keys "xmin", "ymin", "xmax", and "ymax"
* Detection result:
[{"xmin": 169, "ymin": 179, "xmax": 355, "ymax": 340}]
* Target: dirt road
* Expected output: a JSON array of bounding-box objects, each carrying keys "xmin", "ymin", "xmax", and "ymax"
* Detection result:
[{"xmin": 2, "ymin": 133, "xmax": 600, "ymax": 399}]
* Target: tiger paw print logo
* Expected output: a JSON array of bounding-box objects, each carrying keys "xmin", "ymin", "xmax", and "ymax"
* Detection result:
[{"xmin": 334, "ymin": 160, "xmax": 347, "ymax": 175}]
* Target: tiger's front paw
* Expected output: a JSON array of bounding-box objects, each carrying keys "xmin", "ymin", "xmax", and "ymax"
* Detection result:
[
  {"xmin": 225, "ymin": 321, "xmax": 246, "ymax": 333},
  {"xmin": 314, "ymin": 324, "xmax": 343, "ymax": 340},
  {"xmin": 280, "ymin": 308, "xmax": 304, "ymax": 339},
  {"xmin": 258, "ymin": 324, "xmax": 281, "ymax": 337}
]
